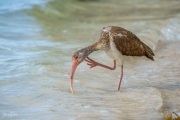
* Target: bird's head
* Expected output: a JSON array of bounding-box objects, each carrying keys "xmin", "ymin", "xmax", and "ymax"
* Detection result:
[
  {"xmin": 72, "ymin": 49, "xmax": 87, "ymax": 64},
  {"xmin": 70, "ymin": 48, "xmax": 88, "ymax": 93}
]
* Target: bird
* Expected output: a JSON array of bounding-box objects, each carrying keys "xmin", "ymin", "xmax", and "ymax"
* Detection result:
[{"xmin": 70, "ymin": 26, "xmax": 154, "ymax": 94}]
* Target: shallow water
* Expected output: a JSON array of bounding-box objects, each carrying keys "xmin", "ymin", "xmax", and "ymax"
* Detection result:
[{"xmin": 0, "ymin": 0, "xmax": 180, "ymax": 120}]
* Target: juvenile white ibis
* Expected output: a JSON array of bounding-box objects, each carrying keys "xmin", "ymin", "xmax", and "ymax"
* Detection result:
[{"xmin": 70, "ymin": 26, "xmax": 154, "ymax": 93}]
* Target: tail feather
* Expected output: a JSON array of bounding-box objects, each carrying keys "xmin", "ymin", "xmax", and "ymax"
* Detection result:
[
  {"xmin": 143, "ymin": 43, "xmax": 155, "ymax": 61},
  {"xmin": 145, "ymin": 52, "xmax": 154, "ymax": 61}
]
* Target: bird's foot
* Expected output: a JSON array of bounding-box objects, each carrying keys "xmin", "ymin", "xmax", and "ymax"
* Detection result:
[{"xmin": 85, "ymin": 57, "xmax": 99, "ymax": 68}]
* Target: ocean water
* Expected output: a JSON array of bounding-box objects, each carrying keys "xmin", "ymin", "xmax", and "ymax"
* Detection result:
[{"xmin": 0, "ymin": 0, "xmax": 180, "ymax": 120}]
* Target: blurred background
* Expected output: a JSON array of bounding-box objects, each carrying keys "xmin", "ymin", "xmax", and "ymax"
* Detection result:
[{"xmin": 0, "ymin": 0, "xmax": 180, "ymax": 120}]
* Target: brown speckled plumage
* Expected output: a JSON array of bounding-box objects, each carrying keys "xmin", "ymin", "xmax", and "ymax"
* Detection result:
[
  {"xmin": 94, "ymin": 26, "xmax": 155, "ymax": 61},
  {"xmin": 112, "ymin": 27, "xmax": 154, "ymax": 60}
]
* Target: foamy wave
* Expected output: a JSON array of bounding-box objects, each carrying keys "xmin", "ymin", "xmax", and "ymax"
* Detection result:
[
  {"xmin": 0, "ymin": 0, "xmax": 47, "ymax": 14},
  {"xmin": 161, "ymin": 17, "xmax": 180, "ymax": 41}
]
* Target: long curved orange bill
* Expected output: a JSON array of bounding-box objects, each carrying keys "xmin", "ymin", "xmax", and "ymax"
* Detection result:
[{"xmin": 70, "ymin": 58, "xmax": 79, "ymax": 94}]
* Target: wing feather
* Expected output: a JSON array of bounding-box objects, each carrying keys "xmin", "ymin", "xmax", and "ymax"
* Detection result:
[
  {"xmin": 101, "ymin": 26, "xmax": 154, "ymax": 60},
  {"xmin": 112, "ymin": 31, "xmax": 145, "ymax": 56}
]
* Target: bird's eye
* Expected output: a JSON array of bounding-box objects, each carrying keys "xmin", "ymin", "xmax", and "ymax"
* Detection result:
[{"xmin": 75, "ymin": 56, "xmax": 78, "ymax": 59}]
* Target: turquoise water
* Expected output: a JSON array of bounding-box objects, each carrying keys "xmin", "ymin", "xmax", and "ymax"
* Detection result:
[{"xmin": 0, "ymin": 0, "xmax": 180, "ymax": 119}]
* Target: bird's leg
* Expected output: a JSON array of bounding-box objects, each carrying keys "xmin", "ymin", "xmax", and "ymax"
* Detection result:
[
  {"xmin": 85, "ymin": 57, "xmax": 116, "ymax": 70},
  {"xmin": 118, "ymin": 65, "xmax": 123, "ymax": 91}
]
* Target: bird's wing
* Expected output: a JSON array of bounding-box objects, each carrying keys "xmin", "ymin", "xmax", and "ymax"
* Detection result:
[{"xmin": 112, "ymin": 32, "xmax": 146, "ymax": 56}]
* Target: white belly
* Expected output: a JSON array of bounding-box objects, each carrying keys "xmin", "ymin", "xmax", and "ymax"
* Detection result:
[
  {"xmin": 105, "ymin": 40, "xmax": 125, "ymax": 65},
  {"xmin": 105, "ymin": 40, "xmax": 148, "ymax": 67}
]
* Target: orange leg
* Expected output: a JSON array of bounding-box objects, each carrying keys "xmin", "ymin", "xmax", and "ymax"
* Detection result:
[{"xmin": 85, "ymin": 57, "xmax": 116, "ymax": 70}]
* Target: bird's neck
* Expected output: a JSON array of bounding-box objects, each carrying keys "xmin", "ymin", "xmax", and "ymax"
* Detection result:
[{"xmin": 82, "ymin": 42, "xmax": 100, "ymax": 57}]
